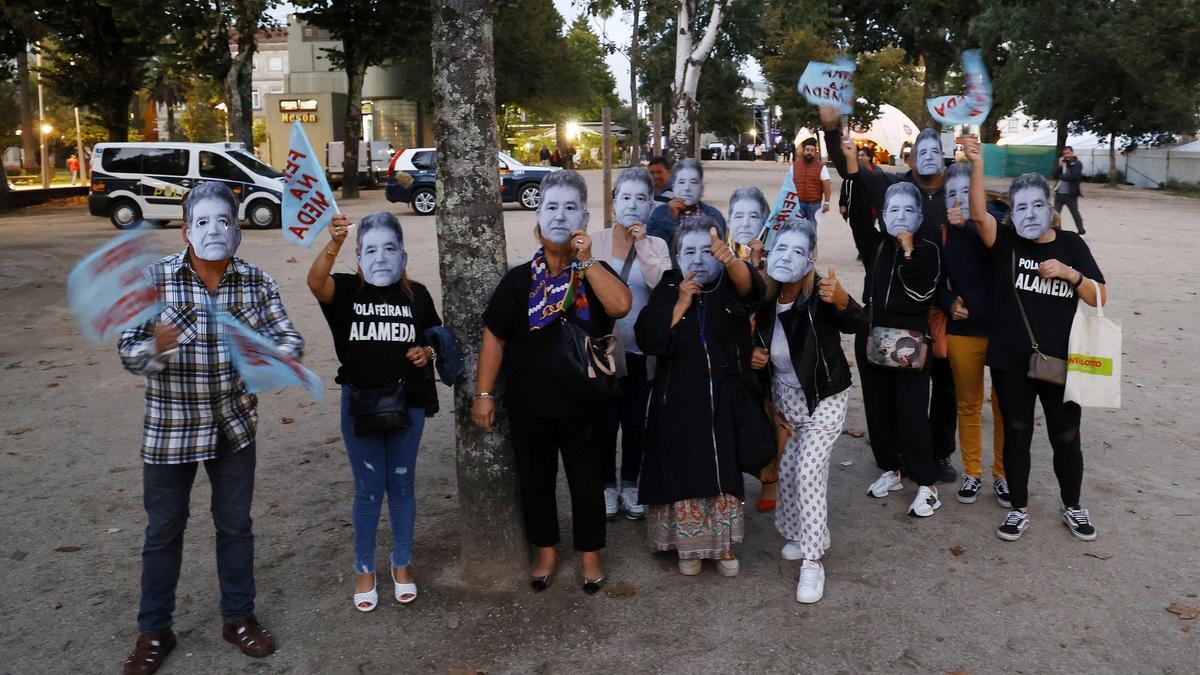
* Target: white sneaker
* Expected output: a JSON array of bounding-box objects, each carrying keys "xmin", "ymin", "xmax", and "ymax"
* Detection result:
[
  {"xmin": 908, "ymin": 486, "xmax": 942, "ymax": 518},
  {"xmin": 866, "ymin": 470, "xmax": 904, "ymax": 498},
  {"xmin": 781, "ymin": 541, "xmax": 805, "ymax": 560},
  {"xmin": 604, "ymin": 487, "xmax": 619, "ymax": 520},
  {"xmin": 620, "ymin": 486, "xmax": 645, "ymax": 520},
  {"xmin": 796, "ymin": 560, "xmax": 825, "ymax": 603},
  {"xmin": 678, "ymin": 558, "xmax": 702, "ymax": 576},
  {"xmin": 716, "ymin": 558, "xmax": 740, "ymax": 577}
]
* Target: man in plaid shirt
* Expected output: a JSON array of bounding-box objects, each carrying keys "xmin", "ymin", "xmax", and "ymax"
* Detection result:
[{"xmin": 118, "ymin": 182, "xmax": 302, "ymax": 675}]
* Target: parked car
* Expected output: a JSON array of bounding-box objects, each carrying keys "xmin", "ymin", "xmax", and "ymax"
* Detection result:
[
  {"xmin": 88, "ymin": 142, "xmax": 284, "ymax": 229},
  {"xmin": 385, "ymin": 148, "xmax": 558, "ymax": 215}
]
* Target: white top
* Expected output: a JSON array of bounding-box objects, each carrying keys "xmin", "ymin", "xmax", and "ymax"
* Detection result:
[
  {"xmin": 820, "ymin": 165, "xmax": 831, "ymax": 181},
  {"xmin": 771, "ymin": 300, "xmax": 802, "ymax": 387},
  {"xmin": 589, "ymin": 227, "xmax": 672, "ymax": 359}
]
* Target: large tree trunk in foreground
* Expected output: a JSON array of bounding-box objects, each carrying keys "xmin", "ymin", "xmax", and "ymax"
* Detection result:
[{"xmin": 431, "ymin": 0, "xmax": 526, "ymax": 586}]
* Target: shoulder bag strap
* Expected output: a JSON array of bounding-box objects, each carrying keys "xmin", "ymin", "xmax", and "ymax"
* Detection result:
[
  {"xmin": 1011, "ymin": 250, "xmax": 1041, "ymax": 352},
  {"xmin": 619, "ymin": 240, "xmax": 638, "ymax": 283},
  {"xmin": 866, "ymin": 239, "xmax": 887, "ymax": 328}
]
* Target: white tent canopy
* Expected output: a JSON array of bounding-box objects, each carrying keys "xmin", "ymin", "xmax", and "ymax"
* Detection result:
[{"xmin": 849, "ymin": 104, "xmax": 920, "ymax": 158}]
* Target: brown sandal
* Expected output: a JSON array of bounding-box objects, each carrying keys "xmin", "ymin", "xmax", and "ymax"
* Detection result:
[
  {"xmin": 123, "ymin": 631, "xmax": 176, "ymax": 675},
  {"xmin": 222, "ymin": 615, "xmax": 276, "ymax": 658}
]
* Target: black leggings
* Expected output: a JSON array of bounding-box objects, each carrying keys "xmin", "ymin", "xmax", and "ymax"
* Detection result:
[
  {"xmin": 592, "ymin": 353, "xmax": 653, "ymax": 488},
  {"xmin": 855, "ymin": 332, "xmax": 938, "ymax": 486},
  {"xmin": 991, "ymin": 368, "xmax": 1084, "ymax": 510}
]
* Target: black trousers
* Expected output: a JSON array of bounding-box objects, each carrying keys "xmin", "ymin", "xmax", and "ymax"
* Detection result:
[
  {"xmin": 856, "ymin": 332, "xmax": 938, "ymax": 486},
  {"xmin": 508, "ymin": 409, "xmax": 606, "ymax": 552},
  {"xmin": 592, "ymin": 353, "xmax": 653, "ymax": 488},
  {"xmin": 991, "ymin": 368, "xmax": 1084, "ymax": 510},
  {"xmin": 1054, "ymin": 193, "xmax": 1084, "ymax": 231},
  {"xmin": 930, "ymin": 356, "xmax": 958, "ymax": 461}
]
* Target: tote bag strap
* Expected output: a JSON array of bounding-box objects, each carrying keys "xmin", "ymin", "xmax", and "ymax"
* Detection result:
[{"xmin": 1089, "ymin": 278, "xmax": 1105, "ymax": 317}]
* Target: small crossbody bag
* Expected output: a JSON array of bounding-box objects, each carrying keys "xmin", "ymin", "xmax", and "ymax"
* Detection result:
[
  {"xmin": 864, "ymin": 241, "xmax": 929, "ymax": 371},
  {"xmin": 1012, "ymin": 251, "xmax": 1067, "ymax": 385}
]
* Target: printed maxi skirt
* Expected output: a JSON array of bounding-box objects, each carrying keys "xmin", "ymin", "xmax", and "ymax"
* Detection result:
[{"xmin": 647, "ymin": 494, "xmax": 744, "ymax": 560}]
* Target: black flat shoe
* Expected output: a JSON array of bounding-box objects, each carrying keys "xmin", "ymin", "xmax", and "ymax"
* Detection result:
[
  {"xmin": 582, "ymin": 576, "xmax": 605, "ymax": 595},
  {"xmin": 529, "ymin": 563, "xmax": 558, "ymax": 592}
]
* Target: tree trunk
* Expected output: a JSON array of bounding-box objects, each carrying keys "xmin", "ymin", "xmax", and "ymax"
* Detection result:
[
  {"xmin": 980, "ymin": 119, "xmax": 1000, "ymax": 144},
  {"xmin": 1055, "ymin": 118, "xmax": 1069, "ymax": 156},
  {"xmin": 166, "ymin": 106, "xmax": 176, "ymax": 141},
  {"xmin": 225, "ymin": 44, "xmax": 255, "ymax": 149},
  {"xmin": 103, "ymin": 90, "xmax": 133, "ymax": 141},
  {"xmin": 0, "ymin": 161, "xmax": 12, "ymax": 212},
  {"xmin": 342, "ymin": 57, "xmax": 366, "ymax": 200},
  {"xmin": 628, "ymin": 0, "xmax": 641, "ymax": 165},
  {"xmin": 17, "ymin": 48, "xmax": 39, "ymax": 173},
  {"xmin": 430, "ymin": 0, "xmax": 527, "ymax": 586},
  {"xmin": 1108, "ymin": 132, "xmax": 1118, "ymax": 187},
  {"xmin": 919, "ymin": 55, "xmax": 949, "ymax": 131},
  {"xmin": 667, "ymin": 0, "xmax": 731, "ymax": 161}
]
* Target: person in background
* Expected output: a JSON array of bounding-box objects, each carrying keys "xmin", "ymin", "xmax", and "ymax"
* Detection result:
[
  {"xmin": 644, "ymin": 158, "xmax": 727, "ymax": 243},
  {"xmin": 941, "ymin": 163, "xmax": 1009, "ymax": 507},
  {"xmin": 962, "ymin": 137, "xmax": 1107, "ymax": 542},
  {"xmin": 67, "ymin": 153, "xmax": 80, "ymax": 185},
  {"xmin": 648, "ymin": 156, "xmax": 675, "ymax": 203},
  {"xmin": 1052, "ymin": 146, "xmax": 1086, "ymax": 235},
  {"xmin": 590, "ymin": 167, "xmax": 673, "ymax": 522},
  {"xmin": 751, "ymin": 216, "xmax": 865, "ymax": 603},
  {"xmin": 472, "ymin": 170, "xmax": 632, "ymax": 594},
  {"xmin": 308, "ymin": 211, "xmax": 445, "ymax": 612},
  {"xmin": 539, "ymin": 146, "xmax": 552, "ymax": 166},
  {"xmin": 839, "ymin": 145, "xmax": 881, "ymax": 263},
  {"xmin": 636, "ymin": 216, "xmax": 767, "ymax": 577},
  {"xmin": 118, "ymin": 182, "xmax": 302, "ymax": 674},
  {"xmin": 791, "ymin": 138, "xmax": 832, "ymax": 224}
]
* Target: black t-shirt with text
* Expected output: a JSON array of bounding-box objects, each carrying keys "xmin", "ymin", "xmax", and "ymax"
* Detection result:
[
  {"xmin": 987, "ymin": 226, "xmax": 1104, "ymax": 373},
  {"xmin": 319, "ymin": 273, "xmax": 442, "ymax": 407}
]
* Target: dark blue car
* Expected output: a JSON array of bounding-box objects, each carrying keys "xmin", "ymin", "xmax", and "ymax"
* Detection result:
[{"xmin": 385, "ymin": 148, "xmax": 558, "ymax": 216}]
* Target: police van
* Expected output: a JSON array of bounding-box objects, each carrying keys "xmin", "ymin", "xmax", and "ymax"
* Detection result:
[{"xmin": 87, "ymin": 142, "xmax": 285, "ymax": 230}]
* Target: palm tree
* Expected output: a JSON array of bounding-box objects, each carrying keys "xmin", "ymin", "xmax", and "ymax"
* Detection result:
[{"xmin": 145, "ymin": 54, "xmax": 189, "ymax": 140}]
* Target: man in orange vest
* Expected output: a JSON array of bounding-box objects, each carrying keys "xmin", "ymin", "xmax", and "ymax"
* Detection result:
[{"xmin": 792, "ymin": 138, "xmax": 831, "ymax": 224}]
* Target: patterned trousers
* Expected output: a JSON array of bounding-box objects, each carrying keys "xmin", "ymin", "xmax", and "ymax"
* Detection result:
[{"xmin": 772, "ymin": 379, "xmax": 848, "ymax": 560}]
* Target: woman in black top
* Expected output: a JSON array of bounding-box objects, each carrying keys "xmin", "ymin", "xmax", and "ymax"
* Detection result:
[
  {"xmin": 634, "ymin": 215, "xmax": 768, "ymax": 578},
  {"xmin": 471, "ymin": 170, "xmax": 631, "ymax": 594},
  {"xmin": 308, "ymin": 212, "xmax": 443, "ymax": 612},
  {"xmin": 962, "ymin": 138, "xmax": 1107, "ymax": 543},
  {"xmin": 839, "ymin": 136, "xmax": 945, "ymax": 518}
]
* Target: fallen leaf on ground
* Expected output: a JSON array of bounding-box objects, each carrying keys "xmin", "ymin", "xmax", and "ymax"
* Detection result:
[
  {"xmin": 46, "ymin": 382, "xmax": 58, "ymax": 388},
  {"xmin": 949, "ymin": 545, "xmax": 966, "ymax": 557},
  {"xmin": 6, "ymin": 427, "xmax": 33, "ymax": 436},
  {"xmin": 55, "ymin": 546, "xmax": 82, "ymax": 553},
  {"xmin": 843, "ymin": 428, "xmax": 865, "ymax": 438},
  {"xmin": 281, "ymin": 417, "xmax": 295, "ymax": 424},
  {"xmin": 286, "ymin": 257, "xmax": 298, "ymax": 263},
  {"xmin": 269, "ymin": 501, "xmax": 280, "ymax": 509},
  {"xmin": 839, "ymin": 460, "xmax": 853, "ymax": 467},
  {"xmin": 109, "ymin": 466, "xmax": 128, "ymax": 473},
  {"xmin": 324, "ymin": 436, "xmax": 340, "ymax": 444},
  {"xmin": 1167, "ymin": 601, "xmax": 1198, "ymax": 620},
  {"xmin": 605, "ymin": 583, "xmax": 637, "ymax": 598},
  {"xmin": 106, "ymin": 528, "xmax": 121, "ymax": 534},
  {"xmin": 1084, "ymin": 552, "xmax": 1113, "ymax": 560}
]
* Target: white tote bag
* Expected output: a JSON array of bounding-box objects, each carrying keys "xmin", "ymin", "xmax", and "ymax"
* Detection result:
[{"xmin": 1064, "ymin": 280, "xmax": 1122, "ymax": 408}]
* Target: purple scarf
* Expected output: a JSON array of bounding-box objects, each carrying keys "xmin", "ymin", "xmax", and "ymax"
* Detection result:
[{"xmin": 528, "ymin": 249, "xmax": 589, "ymax": 330}]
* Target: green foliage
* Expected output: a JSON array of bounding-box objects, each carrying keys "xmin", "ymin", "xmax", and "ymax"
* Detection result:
[{"xmin": 179, "ymin": 80, "xmax": 226, "ymax": 142}]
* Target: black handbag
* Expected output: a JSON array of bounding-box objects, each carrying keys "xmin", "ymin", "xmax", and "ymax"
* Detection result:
[
  {"xmin": 347, "ymin": 382, "xmax": 410, "ymax": 436},
  {"xmin": 548, "ymin": 318, "xmax": 620, "ymax": 402}
]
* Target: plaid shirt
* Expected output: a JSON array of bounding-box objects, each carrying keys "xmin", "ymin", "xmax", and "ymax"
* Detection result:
[{"xmin": 118, "ymin": 250, "xmax": 304, "ymax": 464}]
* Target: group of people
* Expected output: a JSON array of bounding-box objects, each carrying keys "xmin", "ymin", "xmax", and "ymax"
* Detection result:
[{"xmin": 114, "ymin": 104, "xmax": 1107, "ymax": 673}]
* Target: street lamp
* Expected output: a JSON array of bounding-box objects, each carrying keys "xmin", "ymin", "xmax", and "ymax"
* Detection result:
[{"xmin": 40, "ymin": 124, "xmax": 53, "ymax": 135}]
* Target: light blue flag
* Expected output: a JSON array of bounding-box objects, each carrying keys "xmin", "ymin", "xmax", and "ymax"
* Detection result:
[
  {"xmin": 762, "ymin": 168, "xmax": 805, "ymax": 250},
  {"xmin": 797, "ymin": 59, "xmax": 856, "ymax": 115},
  {"xmin": 216, "ymin": 310, "xmax": 323, "ymax": 402},
  {"xmin": 926, "ymin": 50, "xmax": 993, "ymax": 126},
  {"xmin": 67, "ymin": 230, "xmax": 163, "ymax": 344},
  {"xmin": 281, "ymin": 120, "xmax": 338, "ymax": 248}
]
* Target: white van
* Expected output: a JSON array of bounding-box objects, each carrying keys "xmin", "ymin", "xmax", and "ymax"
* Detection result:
[
  {"xmin": 88, "ymin": 142, "xmax": 284, "ymax": 229},
  {"xmin": 326, "ymin": 140, "xmax": 391, "ymax": 187}
]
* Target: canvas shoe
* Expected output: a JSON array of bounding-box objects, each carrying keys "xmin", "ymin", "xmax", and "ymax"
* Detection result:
[
  {"xmin": 795, "ymin": 560, "xmax": 825, "ymax": 604},
  {"xmin": 957, "ymin": 474, "xmax": 982, "ymax": 504},
  {"xmin": 994, "ymin": 478, "xmax": 1012, "ymax": 509},
  {"xmin": 620, "ymin": 486, "xmax": 645, "ymax": 520},
  {"xmin": 908, "ymin": 486, "xmax": 941, "ymax": 517},
  {"xmin": 1060, "ymin": 505, "xmax": 1097, "ymax": 541},
  {"xmin": 866, "ymin": 470, "xmax": 904, "ymax": 498},
  {"xmin": 936, "ymin": 458, "xmax": 958, "ymax": 483},
  {"xmin": 604, "ymin": 487, "xmax": 620, "ymax": 521},
  {"xmin": 781, "ymin": 541, "xmax": 805, "ymax": 561},
  {"xmin": 997, "ymin": 509, "xmax": 1030, "ymax": 541}
]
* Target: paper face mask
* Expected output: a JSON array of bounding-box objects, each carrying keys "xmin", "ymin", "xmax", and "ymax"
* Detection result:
[
  {"xmin": 613, "ymin": 181, "xmax": 653, "ymax": 228},
  {"xmin": 676, "ymin": 230, "xmax": 723, "ymax": 285},
  {"xmin": 358, "ymin": 227, "xmax": 407, "ymax": 287},
  {"xmin": 1011, "ymin": 186, "xmax": 1053, "ymax": 240},
  {"xmin": 883, "ymin": 192, "xmax": 923, "ymax": 236},
  {"xmin": 945, "ymin": 174, "xmax": 970, "ymax": 221},
  {"xmin": 538, "ymin": 184, "xmax": 588, "ymax": 244},
  {"xmin": 766, "ymin": 229, "xmax": 814, "ymax": 284},
  {"xmin": 673, "ymin": 167, "xmax": 703, "ymax": 207},
  {"xmin": 187, "ymin": 197, "xmax": 241, "ymax": 261},
  {"xmin": 728, "ymin": 199, "xmax": 766, "ymax": 245},
  {"xmin": 914, "ymin": 136, "xmax": 944, "ymax": 177}
]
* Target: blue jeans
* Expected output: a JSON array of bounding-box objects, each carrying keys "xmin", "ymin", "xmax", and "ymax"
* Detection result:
[
  {"xmin": 138, "ymin": 439, "xmax": 256, "ymax": 633},
  {"xmin": 798, "ymin": 200, "xmax": 822, "ymax": 224},
  {"xmin": 341, "ymin": 387, "xmax": 426, "ymax": 573}
]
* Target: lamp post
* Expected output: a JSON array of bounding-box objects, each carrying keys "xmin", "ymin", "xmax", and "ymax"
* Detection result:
[
  {"xmin": 74, "ymin": 107, "xmax": 87, "ymax": 184},
  {"xmin": 36, "ymin": 45, "xmax": 49, "ymax": 189}
]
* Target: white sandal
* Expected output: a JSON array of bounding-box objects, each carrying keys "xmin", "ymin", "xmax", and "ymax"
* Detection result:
[
  {"xmin": 353, "ymin": 574, "xmax": 378, "ymax": 612},
  {"xmin": 393, "ymin": 568, "xmax": 417, "ymax": 605}
]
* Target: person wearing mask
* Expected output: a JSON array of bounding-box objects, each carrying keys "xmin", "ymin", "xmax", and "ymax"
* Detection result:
[
  {"xmin": 820, "ymin": 108, "xmax": 958, "ymax": 485},
  {"xmin": 1052, "ymin": 146, "xmax": 1086, "ymax": 234},
  {"xmin": 648, "ymin": 156, "xmax": 675, "ymax": 203},
  {"xmin": 838, "ymin": 137, "xmax": 944, "ymax": 517},
  {"xmin": 961, "ymin": 137, "xmax": 1107, "ymax": 542},
  {"xmin": 726, "ymin": 186, "xmax": 770, "ymax": 259},
  {"xmin": 635, "ymin": 216, "xmax": 767, "ymax": 577},
  {"xmin": 644, "ymin": 158, "xmax": 727, "ymax": 243},
  {"xmin": 941, "ymin": 164, "xmax": 1009, "ymax": 507},
  {"xmin": 308, "ymin": 211, "xmax": 445, "ymax": 611},
  {"xmin": 792, "ymin": 138, "xmax": 832, "ymax": 224},
  {"xmin": 472, "ymin": 170, "xmax": 632, "ymax": 593},
  {"xmin": 118, "ymin": 182, "xmax": 302, "ymax": 674},
  {"xmin": 750, "ymin": 216, "xmax": 865, "ymax": 603},
  {"xmin": 590, "ymin": 168, "xmax": 673, "ymax": 521}
]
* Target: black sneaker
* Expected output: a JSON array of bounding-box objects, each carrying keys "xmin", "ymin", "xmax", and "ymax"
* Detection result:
[
  {"xmin": 956, "ymin": 474, "xmax": 982, "ymax": 504},
  {"xmin": 997, "ymin": 509, "xmax": 1029, "ymax": 541},
  {"xmin": 935, "ymin": 458, "xmax": 958, "ymax": 483},
  {"xmin": 1060, "ymin": 505, "xmax": 1097, "ymax": 541},
  {"xmin": 994, "ymin": 478, "xmax": 1012, "ymax": 509}
]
